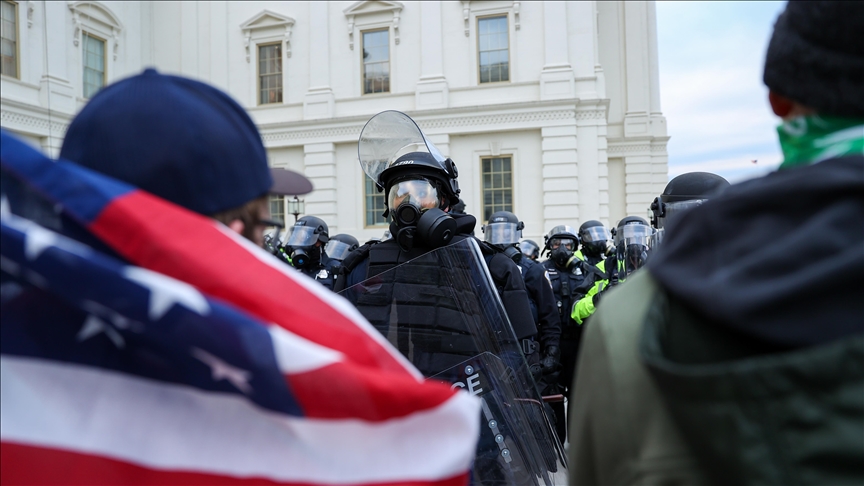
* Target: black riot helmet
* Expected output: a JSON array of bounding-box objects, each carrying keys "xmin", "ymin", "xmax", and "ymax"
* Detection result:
[
  {"xmin": 650, "ymin": 172, "xmax": 729, "ymax": 229},
  {"xmin": 614, "ymin": 216, "xmax": 653, "ymax": 278},
  {"xmin": 520, "ymin": 239, "xmax": 540, "ymax": 261},
  {"xmin": 283, "ymin": 215, "xmax": 329, "ymax": 269},
  {"xmin": 482, "ymin": 211, "xmax": 524, "ymax": 262},
  {"xmin": 324, "ymin": 233, "xmax": 359, "ymax": 262},
  {"xmin": 357, "ymin": 111, "xmax": 461, "ymax": 252},
  {"xmin": 578, "ymin": 220, "xmax": 611, "ymax": 258}
]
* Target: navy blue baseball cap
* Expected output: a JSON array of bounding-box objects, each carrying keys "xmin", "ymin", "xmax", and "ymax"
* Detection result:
[{"xmin": 60, "ymin": 68, "xmax": 311, "ymax": 215}]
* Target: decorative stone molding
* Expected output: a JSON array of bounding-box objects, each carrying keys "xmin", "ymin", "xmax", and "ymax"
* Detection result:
[
  {"xmin": 607, "ymin": 144, "xmax": 650, "ymax": 155},
  {"xmin": 68, "ymin": 1, "xmax": 123, "ymax": 60},
  {"xmin": 461, "ymin": 1, "xmax": 520, "ymax": 37},
  {"xmin": 574, "ymin": 110, "xmax": 606, "ymax": 121},
  {"xmin": 240, "ymin": 10, "xmax": 296, "ymax": 62},
  {"xmin": 343, "ymin": 1, "xmax": 404, "ymax": 49},
  {"xmin": 1, "ymin": 110, "xmax": 69, "ymax": 135},
  {"xmin": 260, "ymin": 109, "xmax": 576, "ymax": 143}
]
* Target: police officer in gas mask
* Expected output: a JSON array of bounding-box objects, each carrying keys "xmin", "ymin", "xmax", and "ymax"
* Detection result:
[
  {"xmin": 540, "ymin": 224, "xmax": 592, "ymax": 445},
  {"xmin": 284, "ymin": 215, "xmax": 337, "ymax": 290},
  {"xmin": 337, "ymin": 110, "xmax": 536, "ymax": 366},
  {"xmin": 483, "ymin": 212, "xmax": 561, "ymax": 383}
]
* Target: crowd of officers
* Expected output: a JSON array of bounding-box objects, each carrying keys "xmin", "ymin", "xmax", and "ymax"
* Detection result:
[{"xmin": 264, "ymin": 167, "xmax": 728, "ymax": 448}]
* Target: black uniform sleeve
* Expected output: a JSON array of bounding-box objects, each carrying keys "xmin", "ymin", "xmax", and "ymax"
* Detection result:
[
  {"xmin": 525, "ymin": 263, "xmax": 561, "ymax": 350},
  {"xmin": 486, "ymin": 253, "xmax": 539, "ymax": 340}
]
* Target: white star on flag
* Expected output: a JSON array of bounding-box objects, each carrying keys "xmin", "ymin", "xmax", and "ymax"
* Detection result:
[
  {"xmin": 123, "ymin": 266, "xmax": 210, "ymax": 321},
  {"xmin": 77, "ymin": 314, "xmax": 125, "ymax": 348},
  {"xmin": 1, "ymin": 213, "xmax": 92, "ymax": 261},
  {"xmin": 191, "ymin": 347, "xmax": 253, "ymax": 394}
]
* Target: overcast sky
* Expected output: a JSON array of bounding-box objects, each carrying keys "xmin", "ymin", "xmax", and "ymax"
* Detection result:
[{"xmin": 656, "ymin": 1, "xmax": 787, "ymax": 182}]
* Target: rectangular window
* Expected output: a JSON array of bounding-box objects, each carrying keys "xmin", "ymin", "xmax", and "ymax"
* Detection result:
[
  {"xmin": 1, "ymin": 0, "xmax": 17, "ymax": 78},
  {"xmin": 364, "ymin": 178, "xmax": 388, "ymax": 227},
  {"xmin": 481, "ymin": 156, "xmax": 513, "ymax": 221},
  {"xmin": 258, "ymin": 43, "xmax": 283, "ymax": 105},
  {"xmin": 269, "ymin": 195, "xmax": 285, "ymax": 225},
  {"xmin": 82, "ymin": 33, "xmax": 105, "ymax": 99},
  {"xmin": 478, "ymin": 15, "xmax": 509, "ymax": 84},
  {"xmin": 362, "ymin": 29, "xmax": 389, "ymax": 94}
]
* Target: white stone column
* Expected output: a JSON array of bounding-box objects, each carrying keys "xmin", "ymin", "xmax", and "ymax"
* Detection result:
[
  {"xmin": 304, "ymin": 2, "xmax": 334, "ymax": 119},
  {"xmin": 575, "ymin": 109, "xmax": 609, "ymax": 223},
  {"xmin": 541, "ymin": 125, "xmax": 579, "ymax": 229},
  {"xmin": 623, "ymin": 1, "xmax": 650, "ymax": 137},
  {"xmin": 39, "ymin": 2, "xmax": 74, "ymax": 155},
  {"xmin": 540, "ymin": 1, "xmax": 574, "ymax": 101},
  {"xmin": 415, "ymin": 1, "xmax": 448, "ymax": 110},
  {"xmin": 303, "ymin": 143, "xmax": 338, "ymax": 232},
  {"xmin": 569, "ymin": 1, "xmax": 600, "ymax": 100}
]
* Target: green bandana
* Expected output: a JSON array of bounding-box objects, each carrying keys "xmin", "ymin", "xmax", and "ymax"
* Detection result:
[{"xmin": 777, "ymin": 115, "xmax": 864, "ymax": 170}]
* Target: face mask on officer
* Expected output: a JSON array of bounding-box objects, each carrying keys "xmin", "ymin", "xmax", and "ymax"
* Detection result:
[
  {"xmin": 549, "ymin": 237, "xmax": 577, "ymax": 268},
  {"xmin": 283, "ymin": 225, "xmax": 324, "ymax": 269},
  {"xmin": 615, "ymin": 224, "xmax": 653, "ymax": 278},
  {"xmin": 387, "ymin": 178, "xmax": 456, "ymax": 251}
]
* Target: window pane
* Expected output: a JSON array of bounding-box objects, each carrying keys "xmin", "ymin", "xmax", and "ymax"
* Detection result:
[
  {"xmin": 481, "ymin": 156, "xmax": 513, "ymax": 222},
  {"xmin": 82, "ymin": 34, "xmax": 105, "ymax": 98},
  {"xmin": 365, "ymin": 178, "xmax": 387, "ymax": 226},
  {"xmin": 363, "ymin": 30, "xmax": 390, "ymax": 94},
  {"xmin": 478, "ymin": 16, "xmax": 509, "ymax": 84},
  {"xmin": 258, "ymin": 44, "xmax": 283, "ymax": 105}
]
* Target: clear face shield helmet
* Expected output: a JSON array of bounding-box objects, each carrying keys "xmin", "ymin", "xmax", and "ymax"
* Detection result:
[
  {"xmin": 483, "ymin": 220, "xmax": 524, "ymax": 262},
  {"xmin": 324, "ymin": 240, "xmax": 353, "ymax": 262},
  {"xmin": 387, "ymin": 178, "xmax": 441, "ymax": 226},
  {"xmin": 282, "ymin": 226, "xmax": 323, "ymax": 268},
  {"xmin": 581, "ymin": 226, "xmax": 611, "ymax": 256},
  {"xmin": 615, "ymin": 223, "xmax": 654, "ymax": 278}
]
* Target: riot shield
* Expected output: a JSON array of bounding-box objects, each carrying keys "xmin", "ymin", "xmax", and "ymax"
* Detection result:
[{"xmin": 340, "ymin": 238, "xmax": 567, "ymax": 485}]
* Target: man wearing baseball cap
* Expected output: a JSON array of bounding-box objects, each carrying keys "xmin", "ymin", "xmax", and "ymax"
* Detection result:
[{"xmin": 60, "ymin": 68, "xmax": 312, "ymax": 246}]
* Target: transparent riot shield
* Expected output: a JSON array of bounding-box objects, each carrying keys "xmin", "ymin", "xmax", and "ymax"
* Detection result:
[{"xmin": 340, "ymin": 238, "xmax": 567, "ymax": 485}]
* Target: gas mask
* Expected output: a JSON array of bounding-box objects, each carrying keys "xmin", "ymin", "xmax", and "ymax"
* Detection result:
[
  {"xmin": 614, "ymin": 223, "xmax": 653, "ymax": 278},
  {"xmin": 548, "ymin": 237, "xmax": 577, "ymax": 270},
  {"xmin": 283, "ymin": 225, "xmax": 325, "ymax": 269},
  {"xmin": 387, "ymin": 178, "xmax": 456, "ymax": 252}
]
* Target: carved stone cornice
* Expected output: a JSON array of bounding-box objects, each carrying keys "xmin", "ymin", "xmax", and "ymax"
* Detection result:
[{"xmin": 1, "ymin": 109, "xmax": 69, "ymax": 136}]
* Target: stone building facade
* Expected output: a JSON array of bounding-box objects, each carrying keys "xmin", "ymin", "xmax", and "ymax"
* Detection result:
[{"xmin": 0, "ymin": 0, "xmax": 668, "ymax": 243}]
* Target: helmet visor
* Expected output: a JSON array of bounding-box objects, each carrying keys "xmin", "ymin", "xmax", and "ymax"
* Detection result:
[
  {"xmin": 549, "ymin": 238, "xmax": 577, "ymax": 252},
  {"xmin": 324, "ymin": 240, "xmax": 353, "ymax": 261},
  {"xmin": 387, "ymin": 179, "xmax": 440, "ymax": 212},
  {"xmin": 284, "ymin": 226, "xmax": 319, "ymax": 247},
  {"xmin": 659, "ymin": 199, "xmax": 708, "ymax": 228},
  {"xmin": 358, "ymin": 111, "xmax": 448, "ymax": 184},
  {"xmin": 484, "ymin": 222, "xmax": 522, "ymax": 245},
  {"xmin": 520, "ymin": 240, "xmax": 539, "ymax": 257},
  {"xmin": 581, "ymin": 226, "xmax": 611, "ymax": 243},
  {"xmin": 617, "ymin": 241, "xmax": 651, "ymax": 277},
  {"xmin": 615, "ymin": 223, "xmax": 653, "ymax": 245}
]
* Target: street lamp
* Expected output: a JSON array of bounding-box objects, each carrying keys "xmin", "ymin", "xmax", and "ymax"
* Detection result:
[{"xmin": 286, "ymin": 195, "xmax": 305, "ymax": 223}]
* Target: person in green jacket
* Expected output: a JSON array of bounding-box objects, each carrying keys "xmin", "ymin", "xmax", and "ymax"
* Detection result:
[{"xmin": 568, "ymin": 2, "xmax": 864, "ymax": 485}]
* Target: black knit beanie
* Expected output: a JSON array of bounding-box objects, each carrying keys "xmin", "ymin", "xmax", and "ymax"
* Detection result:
[{"xmin": 763, "ymin": 1, "xmax": 864, "ymax": 117}]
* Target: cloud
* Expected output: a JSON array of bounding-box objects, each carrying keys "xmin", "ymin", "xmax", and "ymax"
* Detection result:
[{"xmin": 657, "ymin": 1, "xmax": 787, "ymax": 180}]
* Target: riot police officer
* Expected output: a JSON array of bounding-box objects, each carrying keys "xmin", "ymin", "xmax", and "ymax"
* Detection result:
[
  {"xmin": 571, "ymin": 216, "xmax": 654, "ymax": 325},
  {"xmin": 650, "ymin": 172, "xmax": 730, "ymax": 247},
  {"xmin": 284, "ymin": 215, "xmax": 338, "ymax": 290},
  {"xmin": 324, "ymin": 233, "xmax": 359, "ymax": 262},
  {"xmin": 483, "ymin": 212, "xmax": 561, "ymax": 383},
  {"xmin": 520, "ymin": 239, "xmax": 540, "ymax": 262},
  {"xmin": 337, "ymin": 111, "xmax": 536, "ymax": 353},
  {"xmin": 540, "ymin": 224, "xmax": 591, "ymax": 445}
]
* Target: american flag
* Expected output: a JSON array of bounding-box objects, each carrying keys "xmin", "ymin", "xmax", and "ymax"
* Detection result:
[{"xmin": 0, "ymin": 131, "xmax": 480, "ymax": 485}]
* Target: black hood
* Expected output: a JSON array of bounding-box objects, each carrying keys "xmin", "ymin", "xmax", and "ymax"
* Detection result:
[{"xmin": 648, "ymin": 155, "xmax": 864, "ymax": 349}]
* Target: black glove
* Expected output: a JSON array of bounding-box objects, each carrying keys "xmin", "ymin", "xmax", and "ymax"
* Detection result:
[{"xmin": 540, "ymin": 345, "xmax": 560, "ymax": 374}]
